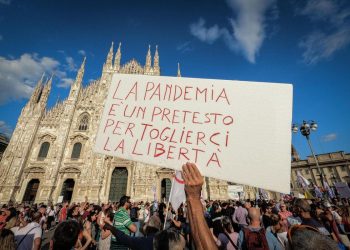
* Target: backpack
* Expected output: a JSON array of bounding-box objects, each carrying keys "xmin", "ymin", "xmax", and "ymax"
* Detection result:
[
  {"xmin": 243, "ymin": 227, "xmax": 269, "ymax": 250},
  {"xmin": 130, "ymin": 207, "xmax": 138, "ymax": 222}
]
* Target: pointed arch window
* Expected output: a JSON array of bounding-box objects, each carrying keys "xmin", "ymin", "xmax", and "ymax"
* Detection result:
[
  {"xmin": 71, "ymin": 142, "xmax": 82, "ymax": 159},
  {"xmin": 78, "ymin": 114, "xmax": 89, "ymax": 131},
  {"xmin": 38, "ymin": 142, "xmax": 50, "ymax": 160}
]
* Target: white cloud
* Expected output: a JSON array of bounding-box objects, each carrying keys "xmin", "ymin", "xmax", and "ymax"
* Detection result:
[
  {"xmin": 65, "ymin": 56, "xmax": 77, "ymax": 72},
  {"xmin": 176, "ymin": 41, "xmax": 194, "ymax": 53},
  {"xmin": 189, "ymin": 0, "xmax": 277, "ymax": 63},
  {"xmin": 57, "ymin": 78, "xmax": 74, "ymax": 88},
  {"xmin": 297, "ymin": 0, "xmax": 350, "ymax": 64},
  {"xmin": 78, "ymin": 50, "xmax": 86, "ymax": 56},
  {"xmin": 0, "ymin": 120, "xmax": 13, "ymax": 137},
  {"xmin": 0, "ymin": 0, "xmax": 11, "ymax": 5},
  {"xmin": 322, "ymin": 133, "xmax": 337, "ymax": 142},
  {"xmin": 226, "ymin": 0, "xmax": 276, "ymax": 63},
  {"xmin": 299, "ymin": 0, "xmax": 350, "ymax": 26},
  {"xmin": 300, "ymin": 28, "xmax": 350, "ymax": 64},
  {"xmin": 190, "ymin": 19, "xmax": 223, "ymax": 44},
  {"xmin": 0, "ymin": 53, "xmax": 74, "ymax": 104}
]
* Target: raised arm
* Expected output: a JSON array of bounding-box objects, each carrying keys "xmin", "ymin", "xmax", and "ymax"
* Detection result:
[
  {"xmin": 103, "ymin": 223, "xmax": 140, "ymax": 249},
  {"xmin": 182, "ymin": 163, "xmax": 218, "ymax": 250}
]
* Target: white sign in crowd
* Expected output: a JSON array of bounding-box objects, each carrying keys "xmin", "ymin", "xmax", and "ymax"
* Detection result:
[{"xmin": 95, "ymin": 73, "xmax": 293, "ymax": 193}]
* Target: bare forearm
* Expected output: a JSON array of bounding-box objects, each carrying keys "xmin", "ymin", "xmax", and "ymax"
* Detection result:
[
  {"xmin": 187, "ymin": 198, "xmax": 217, "ymax": 250},
  {"xmin": 33, "ymin": 238, "xmax": 41, "ymax": 250},
  {"xmin": 187, "ymin": 201, "xmax": 203, "ymax": 250}
]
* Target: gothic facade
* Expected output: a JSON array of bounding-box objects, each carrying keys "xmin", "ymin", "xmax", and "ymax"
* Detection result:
[{"xmin": 0, "ymin": 43, "xmax": 240, "ymax": 204}]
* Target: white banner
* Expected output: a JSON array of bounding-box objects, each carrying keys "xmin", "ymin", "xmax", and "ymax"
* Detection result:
[
  {"xmin": 94, "ymin": 74, "xmax": 292, "ymax": 193},
  {"xmin": 228, "ymin": 185, "xmax": 244, "ymax": 193},
  {"xmin": 228, "ymin": 185, "xmax": 243, "ymax": 200}
]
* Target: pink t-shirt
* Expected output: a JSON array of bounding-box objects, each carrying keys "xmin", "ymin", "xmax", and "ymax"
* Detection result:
[
  {"xmin": 279, "ymin": 210, "xmax": 292, "ymax": 231},
  {"xmin": 216, "ymin": 232, "xmax": 239, "ymax": 250}
]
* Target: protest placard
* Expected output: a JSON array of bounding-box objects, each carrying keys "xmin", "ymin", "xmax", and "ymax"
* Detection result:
[
  {"xmin": 94, "ymin": 73, "xmax": 293, "ymax": 193},
  {"xmin": 334, "ymin": 182, "xmax": 350, "ymax": 198},
  {"xmin": 228, "ymin": 185, "xmax": 244, "ymax": 200},
  {"xmin": 228, "ymin": 185, "xmax": 244, "ymax": 193},
  {"xmin": 57, "ymin": 195, "xmax": 64, "ymax": 203}
]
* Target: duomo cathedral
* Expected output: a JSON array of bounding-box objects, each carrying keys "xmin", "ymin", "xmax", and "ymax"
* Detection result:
[{"xmin": 0, "ymin": 43, "xmax": 274, "ymax": 204}]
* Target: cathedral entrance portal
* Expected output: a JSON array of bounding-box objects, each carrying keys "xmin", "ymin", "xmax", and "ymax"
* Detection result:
[
  {"xmin": 60, "ymin": 179, "xmax": 75, "ymax": 202},
  {"xmin": 109, "ymin": 168, "xmax": 128, "ymax": 202},
  {"xmin": 22, "ymin": 179, "xmax": 40, "ymax": 203},
  {"xmin": 161, "ymin": 178, "xmax": 171, "ymax": 202}
]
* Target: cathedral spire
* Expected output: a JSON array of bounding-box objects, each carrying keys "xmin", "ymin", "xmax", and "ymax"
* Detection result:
[
  {"xmin": 177, "ymin": 63, "xmax": 181, "ymax": 77},
  {"xmin": 114, "ymin": 42, "xmax": 122, "ymax": 71},
  {"xmin": 74, "ymin": 57, "xmax": 86, "ymax": 86},
  {"xmin": 29, "ymin": 73, "xmax": 45, "ymax": 105},
  {"xmin": 153, "ymin": 45, "xmax": 160, "ymax": 75},
  {"xmin": 145, "ymin": 44, "xmax": 152, "ymax": 73},
  {"xmin": 39, "ymin": 74, "xmax": 53, "ymax": 107},
  {"xmin": 68, "ymin": 58, "xmax": 85, "ymax": 100},
  {"xmin": 104, "ymin": 42, "xmax": 114, "ymax": 70}
]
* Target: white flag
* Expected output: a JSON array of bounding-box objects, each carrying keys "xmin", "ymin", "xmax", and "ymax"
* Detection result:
[
  {"xmin": 296, "ymin": 171, "xmax": 310, "ymax": 188},
  {"xmin": 169, "ymin": 171, "xmax": 186, "ymax": 211},
  {"xmin": 323, "ymin": 180, "xmax": 335, "ymax": 198}
]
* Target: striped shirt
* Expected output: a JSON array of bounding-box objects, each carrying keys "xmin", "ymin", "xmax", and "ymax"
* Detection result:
[{"xmin": 112, "ymin": 207, "xmax": 133, "ymax": 241}]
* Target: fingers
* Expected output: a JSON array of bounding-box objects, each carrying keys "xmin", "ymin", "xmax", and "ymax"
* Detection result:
[
  {"xmin": 182, "ymin": 162, "xmax": 203, "ymax": 184},
  {"xmin": 182, "ymin": 164, "xmax": 193, "ymax": 184},
  {"xmin": 188, "ymin": 162, "xmax": 202, "ymax": 180}
]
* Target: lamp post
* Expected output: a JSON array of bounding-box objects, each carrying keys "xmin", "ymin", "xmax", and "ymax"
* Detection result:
[{"xmin": 292, "ymin": 120, "xmax": 325, "ymax": 188}]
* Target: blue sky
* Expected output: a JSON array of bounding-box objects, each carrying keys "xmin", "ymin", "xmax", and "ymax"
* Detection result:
[{"xmin": 0, "ymin": 0, "xmax": 349, "ymax": 159}]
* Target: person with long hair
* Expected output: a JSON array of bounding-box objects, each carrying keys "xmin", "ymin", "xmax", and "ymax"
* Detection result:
[
  {"xmin": 0, "ymin": 228, "xmax": 16, "ymax": 250},
  {"xmin": 213, "ymin": 216, "xmax": 239, "ymax": 250},
  {"xmin": 4, "ymin": 207, "xmax": 17, "ymax": 229},
  {"xmin": 83, "ymin": 211, "xmax": 98, "ymax": 249}
]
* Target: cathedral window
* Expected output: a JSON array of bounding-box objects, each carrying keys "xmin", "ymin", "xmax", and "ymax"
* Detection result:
[
  {"xmin": 71, "ymin": 142, "xmax": 82, "ymax": 159},
  {"xmin": 38, "ymin": 142, "xmax": 50, "ymax": 160},
  {"xmin": 78, "ymin": 114, "xmax": 89, "ymax": 131}
]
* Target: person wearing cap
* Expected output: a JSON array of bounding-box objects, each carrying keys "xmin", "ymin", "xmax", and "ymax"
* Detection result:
[{"xmin": 102, "ymin": 214, "xmax": 161, "ymax": 250}]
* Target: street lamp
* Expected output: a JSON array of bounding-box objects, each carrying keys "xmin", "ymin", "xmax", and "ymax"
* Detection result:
[{"xmin": 292, "ymin": 120, "xmax": 324, "ymax": 188}]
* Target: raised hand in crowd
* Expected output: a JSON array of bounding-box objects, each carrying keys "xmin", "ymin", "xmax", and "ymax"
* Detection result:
[{"xmin": 182, "ymin": 162, "xmax": 218, "ymax": 250}]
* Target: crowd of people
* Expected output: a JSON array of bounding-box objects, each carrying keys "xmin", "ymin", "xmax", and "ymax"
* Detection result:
[{"xmin": 0, "ymin": 163, "xmax": 348, "ymax": 250}]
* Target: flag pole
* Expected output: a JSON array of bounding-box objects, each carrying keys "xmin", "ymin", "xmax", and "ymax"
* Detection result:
[{"xmin": 163, "ymin": 175, "xmax": 175, "ymax": 230}]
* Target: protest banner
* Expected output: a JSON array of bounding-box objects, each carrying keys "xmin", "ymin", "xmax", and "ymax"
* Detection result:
[
  {"xmin": 228, "ymin": 185, "xmax": 243, "ymax": 200},
  {"xmin": 94, "ymin": 73, "xmax": 293, "ymax": 193},
  {"xmin": 228, "ymin": 185, "xmax": 244, "ymax": 193},
  {"xmin": 334, "ymin": 182, "xmax": 350, "ymax": 198}
]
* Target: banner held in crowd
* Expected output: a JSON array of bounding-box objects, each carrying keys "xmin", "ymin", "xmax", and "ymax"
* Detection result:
[
  {"xmin": 334, "ymin": 182, "xmax": 350, "ymax": 198},
  {"xmin": 94, "ymin": 73, "xmax": 293, "ymax": 193}
]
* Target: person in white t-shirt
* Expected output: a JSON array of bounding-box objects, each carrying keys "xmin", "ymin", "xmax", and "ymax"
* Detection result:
[
  {"xmin": 46, "ymin": 205, "xmax": 55, "ymax": 230},
  {"xmin": 11, "ymin": 211, "xmax": 42, "ymax": 250}
]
